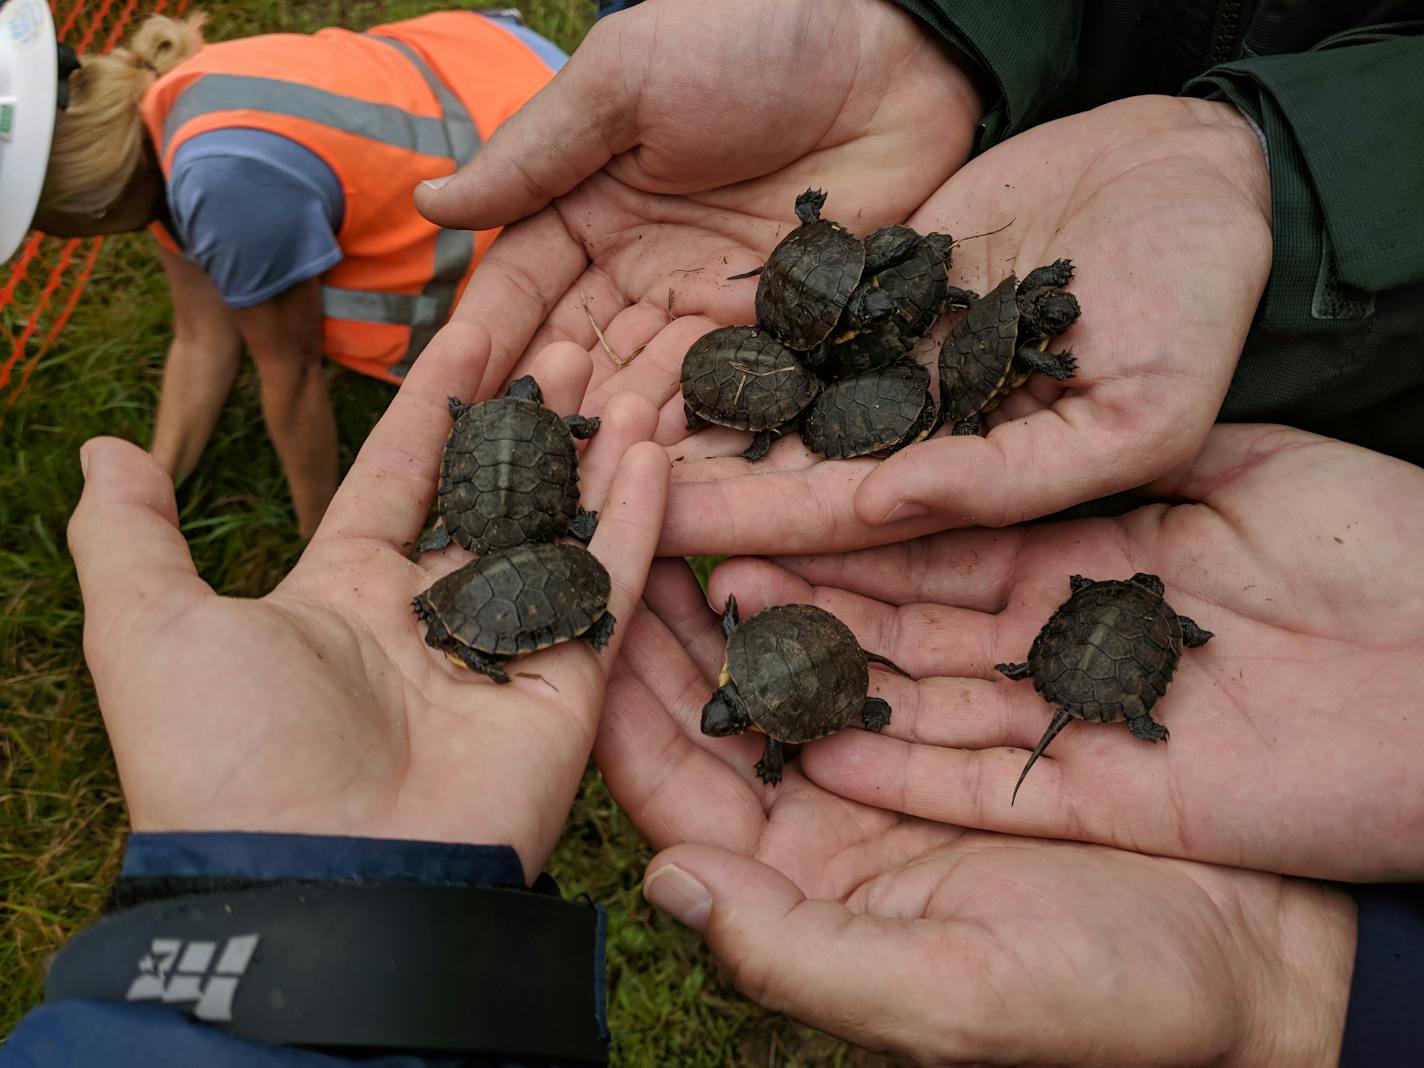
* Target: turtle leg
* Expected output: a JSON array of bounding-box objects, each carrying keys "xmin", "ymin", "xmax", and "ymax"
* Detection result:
[
  {"xmin": 741, "ymin": 429, "xmax": 775, "ymax": 462},
  {"xmin": 584, "ymin": 611, "xmax": 617, "ymax": 652},
  {"xmin": 1127, "ymin": 711, "xmax": 1170, "ymax": 743},
  {"xmin": 451, "ymin": 646, "xmax": 511, "ymax": 684},
  {"xmin": 568, "ymin": 507, "xmax": 599, "ymax": 542},
  {"xmin": 1013, "ymin": 344, "xmax": 1077, "ymax": 381},
  {"xmin": 951, "ymin": 411, "xmax": 982, "ymax": 436},
  {"xmin": 1178, "ymin": 615, "xmax": 1214, "ymax": 648},
  {"xmin": 1012, "ymin": 707, "xmax": 1074, "ymax": 806},
  {"xmin": 1069, "ymin": 574, "xmax": 1094, "ymax": 594},
  {"xmin": 864, "ymin": 651, "xmax": 911, "ymax": 678},
  {"xmin": 684, "ymin": 403, "xmax": 710, "ymax": 432},
  {"xmin": 720, "ymin": 595, "xmax": 740, "ymax": 639},
  {"xmin": 754, "ymin": 737, "xmax": 787, "ymax": 786},
  {"xmin": 412, "ymin": 595, "xmax": 446, "ymax": 641},
  {"xmin": 995, "ymin": 660, "xmax": 1032, "ymax": 681},
  {"xmin": 861, "ymin": 697, "xmax": 892, "ymax": 732},
  {"xmin": 447, "ymin": 395, "xmax": 472, "ymax": 420},
  {"xmin": 1018, "ymin": 259, "xmax": 1074, "ymax": 294},
  {"xmin": 944, "ymin": 286, "xmax": 978, "ymax": 311},
  {"xmin": 414, "ymin": 520, "xmax": 453, "ymax": 555},
  {"xmin": 564, "ymin": 414, "xmax": 600, "ymax": 440}
]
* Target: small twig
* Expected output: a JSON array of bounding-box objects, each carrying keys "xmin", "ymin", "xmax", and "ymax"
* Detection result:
[
  {"xmin": 578, "ymin": 289, "xmax": 633, "ymax": 368},
  {"xmin": 666, "ymin": 286, "xmax": 676, "ymax": 321},
  {"xmin": 515, "ymin": 671, "xmax": 560, "ymax": 693}
]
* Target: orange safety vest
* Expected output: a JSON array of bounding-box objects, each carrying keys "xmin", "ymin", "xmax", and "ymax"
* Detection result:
[{"xmin": 140, "ymin": 12, "xmax": 555, "ymax": 382}]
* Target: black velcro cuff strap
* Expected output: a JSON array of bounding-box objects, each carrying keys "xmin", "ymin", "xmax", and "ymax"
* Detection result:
[{"xmin": 45, "ymin": 882, "xmax": 608, "ymax": 1064}]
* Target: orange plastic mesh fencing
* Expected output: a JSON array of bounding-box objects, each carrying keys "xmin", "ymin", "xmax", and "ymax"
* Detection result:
[{"xmin": 1, "ymin": 0, "xmax": 188, "ymax": 412}]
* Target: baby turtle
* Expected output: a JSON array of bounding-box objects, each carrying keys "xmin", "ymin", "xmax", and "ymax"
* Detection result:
[
  {"xmin": 813, "ymin": 226, "xmax": 976, "ymax": 379},
  {"xmin": 412, "ymin": 541, "xmax": 614, "ymax": 683},
  {"xmin": 701, "ymin": 596, "xmax": 909, "ymax": 785},
  {"xmin": 731, "ymin": 188, "xmax": 864, "ymax": 352},
  {"xmin": 681, "ymin": 325, "xmax": 821, "ymax": 461},
  {"xmin": 939, "ymin": 260, "xmax": 1080, "ymax": 435},
  {"xmin": 418, "ymin": 376, "xmax": 600, "ymax": 555},
  {"xmin": 800, "ymin": 361, "xmax": 939, "ymax": 459},
  {"xmin": 996, "ymin": 573, "xmax": 1213, "ymax": 804}
]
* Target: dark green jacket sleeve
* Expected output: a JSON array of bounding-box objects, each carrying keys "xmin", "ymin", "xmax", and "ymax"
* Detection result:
[{"xmin": 888, "ymin": 2, "xmax": 1424, "ymax": 463}]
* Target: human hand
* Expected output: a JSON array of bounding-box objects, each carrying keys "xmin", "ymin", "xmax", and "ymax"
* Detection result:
[
  {"xmin": 415, "ymin": 0, "xmax": 981, "ymax": 405},
  {"xmin": 659, "ymin": 95, "xmax": 1273, "ymax": 555},
  {"xmin": 597, "ymin": 558, "xmax": 1354, "ymax": 1066},
  {"xmin": 68, "ymin": 340, "xmax": 668, "ymax": 880},
  {"xmin": 697, "ymin": 424, "xmax": 1424, "ymax": 881}
]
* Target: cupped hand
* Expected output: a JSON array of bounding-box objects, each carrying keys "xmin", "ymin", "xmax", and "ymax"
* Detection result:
[
  {"xmin": 68, "ymin": 339, "xmax": 669, "ymax": 880},
  {"xmin": 414, "ymin": 0, "xmax": 981, "ymax": 408},
  {"xmin": 703, "ymin": 423, "xmax": 1424, "ymax": 881},
  {"xmin": 660, "ymin": 94, "xmax": 1273, "ymax": 555},
  {"xmin": 597, "ymin": 558, "xmax": 1354, "ymax": 1066}
]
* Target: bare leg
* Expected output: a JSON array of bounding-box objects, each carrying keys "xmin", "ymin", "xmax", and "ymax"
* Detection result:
[
  {"xmin": 1178, "ymin": 615, "xmax": 1213, "ymax": 647},
  {"xmin": 684, "ymin": 403, "xmax": 710, "ymax": 432},
  {"xmin": 755, "ymin": 737, "xmax": 786, "ymax": 786},
  {"xmin": 415, "ymin": 520, "xmax": 453, "ymax": 555},
  {"xmin": 565, "ymin": 414, "xmax": 600, "ymax": 439},
  {"xmin": 568, "ymin": 508, "xmax": 598, "ymax": 542},
  {"xmin": 742, "ymin": 430, "xmax": 774, "ymax": 462},
  {"xmin": 452, "ymin": 646, "xmax": 511, "ymax": 684},
  {"xmin": 447, "ymin": 395, "xmax": 472, "ymax": 420},
  {"xmin": 995, "ymin": 661, "xmax": 1031, "ymax": 680},
  {"xmin": 861, "ymin": 697, "xmax": 892, "ymax": 732},
  {"xmin": 585, "ymin": 611, "xmax": 616, "ymax": 652},
  {"xmin": 952, "ymin": 411, "xmax": 981, "ymax": 436},
  {"xmin": 1018, "ymin": 259, "xmax": 1074, "ymax": 293},
  {"xmin": 1014, "ymin": 345, "xmax": 1077, "ymax": 381},
  {"xmin": 1069, "ymin": 574, "xmax": 1094, "ymax": 594},
  {"xmin": 1127, "ymin": 712, "xmax": 1170, "ymax": 742}
]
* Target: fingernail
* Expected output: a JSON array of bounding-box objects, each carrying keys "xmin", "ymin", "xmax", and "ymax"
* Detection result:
[
  {"xmin": 643, "ymin": 864, "xmax": 712, "ymax": 930},
  {"xmin": 882, "ymin": 500, "xmax": 928, "ymax": 524},
  {"xmin": 421, "ymin": 175, "xmax": 452, "ymax": 191}
]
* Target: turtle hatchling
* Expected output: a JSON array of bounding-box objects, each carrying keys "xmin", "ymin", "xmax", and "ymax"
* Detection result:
[
  {"xmin": 412, "ymin": 541, "xmax": 614, "ymax": 684},
  {"xmin": 813, "ymin": 226, "xmax": 976, "ymax": 378},
  {"xmin": 996, "ymin": 572, "xmax": 1213, "ymax": 804},
  {"xmin": 681, "ymin": 325, "xmax": 821, "ymax": 461},
  {"xmin": 731, "ymin": 188, "xmax": 864, "ymax": 353},
  {"xmin": 800, "ymin": 361, "xmax": 939, "ymax": 459},
  {"xmin": 939, "ymin": 259, "xmax": 1080, "ymax": 435},
  {"xmin": 701, "ymin": 596, "xmax": 909, "ymax": 785},
  {"xmin": 417, "ymin": 375, "xmax": 600, "ymax": 555}
]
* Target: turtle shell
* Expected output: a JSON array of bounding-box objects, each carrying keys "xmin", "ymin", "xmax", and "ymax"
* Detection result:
[
  {"xmin": 418, "ymin": 542, "xmax": 611, "ymax": 658},
  {"xmin": 801, "ymin": 362, "xmax": 937, "ymax": 459},
  {"xmin": 1024, "ymin": 578, "xmax": 1183, "ymax": 723},
  {"xmin": 681, "ymin": 326, "xmax": 820, "ymax": 431},
  {"xmin": 755, "ymin": 190, "xmax": 865, "ymax": 352},
  {"xmin": 938, "ymin": 274, "xmax": 1019, "ymax": 421},
  {"xmin": 725, "ymin": 604, "xmax": 869, "ymax": 743},
  {"xmin": 821, "ymin": 227, "xmax": 951, "ymax": 376},
  {"xmin": 436, "ymin": 397, "xmax": 580, "ymax": 553}
]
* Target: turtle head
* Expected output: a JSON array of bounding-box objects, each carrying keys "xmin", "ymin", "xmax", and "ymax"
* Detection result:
[
  {"xmin": 1019, "ymin": 287, "xmax": 1080, "ymax": 337},
  {"xmin": 504, "ymin": 375, "xmax": 544, "ymax": 404},
  {"xmin": 794, "ymin": 188, "xmax": 828, "ymax": 224},
  {"xmin": 700, "ymin": 687, "xmax": 751, "ymax": 737},
  {"xmin": 1130, "ymin": 572, "xmax": 1166, "ymax": 598}
]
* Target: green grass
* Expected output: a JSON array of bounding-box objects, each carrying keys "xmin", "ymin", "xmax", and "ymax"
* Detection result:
[{"xmin": 1, "ymin": 3, "xmax": 884, "ymax": 1063}]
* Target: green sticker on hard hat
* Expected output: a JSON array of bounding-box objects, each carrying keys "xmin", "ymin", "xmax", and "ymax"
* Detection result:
[{"xmin": 0, "ymin": 100, "xmax": 14, "ymax": 142}]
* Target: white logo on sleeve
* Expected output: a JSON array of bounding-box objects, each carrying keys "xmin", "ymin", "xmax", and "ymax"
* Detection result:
[{"xmin": 125, "ymin": 935, "xmax": 260, "ymax": 1022}]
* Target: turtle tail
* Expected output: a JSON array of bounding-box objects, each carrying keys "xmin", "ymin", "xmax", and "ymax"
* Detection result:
[{"xmin": 1011, "ymin": 707, "xmax": 1074, "ymax": 807}]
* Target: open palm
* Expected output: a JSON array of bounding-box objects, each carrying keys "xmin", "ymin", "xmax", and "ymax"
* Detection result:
[
  {"xmin": 414, "ymin": 0, "xmax": 981, "ymax": 411},
  {"xmin": 657, "ymin": 95, "xmax": 1274, "ymax": 555},
  {"xmin": 698, "ymin": 423, "xmax": 1424, "ymax": 881},
  {"xmin": 69, "ymin": 341, "xmax": 668, "ymax": 878},
  {"xmin": 598, "ymin": 558, "xmax": 1353, "ymax": 1066}
]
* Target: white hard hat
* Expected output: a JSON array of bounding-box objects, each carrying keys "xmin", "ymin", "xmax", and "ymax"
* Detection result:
[{"xmin": 0, "ymin": 0, "xmax": 59, "ymax": 261}]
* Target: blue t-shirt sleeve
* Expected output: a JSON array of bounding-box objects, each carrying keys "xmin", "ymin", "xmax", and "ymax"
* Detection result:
[{"xmin": 167, "ymin": 129, "xmax": 345, "ymax": 309}]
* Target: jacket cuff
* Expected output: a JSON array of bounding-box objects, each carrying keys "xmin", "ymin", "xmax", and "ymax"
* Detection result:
[
  {"xmin": 885, "ymin": 0, "xmax": 1080, "ymax": 150},
  {"xmin": 1339, "ymin": 885, "xmax": 1424, "ymax": 1067}
]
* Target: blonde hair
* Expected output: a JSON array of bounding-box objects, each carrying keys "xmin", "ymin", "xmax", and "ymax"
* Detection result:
[{"xmin": 39, "ymin": 12, "xmax": 207, "ymax": 216}]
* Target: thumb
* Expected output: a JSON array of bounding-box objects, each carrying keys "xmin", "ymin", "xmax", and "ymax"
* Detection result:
[
  {"xmin": 643, "ymin": 845, "xmax": 943, "ymax": 1054},
  {"xmin": 415, "ymin": 20, "xmax": 638, "ymax": 231},
  {"xmin": 68, "ymin": 438, "xmax": 211, "ymax": 661}
]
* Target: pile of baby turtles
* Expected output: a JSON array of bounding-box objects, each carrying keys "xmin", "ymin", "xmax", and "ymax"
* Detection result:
[
  {"xmin": 679, "ymin": 188, "xmax": 1081, "ymax": 460},
  {"xmin": 409, "ymin": 376, "xmax": 615, "ymax": 683}
]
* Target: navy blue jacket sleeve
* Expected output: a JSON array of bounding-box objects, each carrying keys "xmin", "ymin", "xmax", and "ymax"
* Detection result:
[
  {"xmin": 1338, "ymin": 885, "xmax": 1424, "ymax": 1067},
  {"xmin": 1, "ymin": 833, "xmax": 603, "ymax": 1068}
]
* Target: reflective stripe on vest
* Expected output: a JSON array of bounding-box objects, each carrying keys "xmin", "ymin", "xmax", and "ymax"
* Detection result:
[{"xmin": 157, "ymin": 33, "xmax": 482, "ymax": 379}]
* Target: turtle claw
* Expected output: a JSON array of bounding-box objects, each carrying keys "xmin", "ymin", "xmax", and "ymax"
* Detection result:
[
  {"xmin": 754, "ymin": 759, "xmax": 784, "ymax": 787},
  {"xmin": 585, "ymin": 611, "xmax": 616, "ymax": 652}
]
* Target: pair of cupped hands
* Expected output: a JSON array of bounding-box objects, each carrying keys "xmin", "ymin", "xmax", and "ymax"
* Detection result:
[{"xmin": 71, "ymin": 2, "xmax": 1423, "ymax": 1064}]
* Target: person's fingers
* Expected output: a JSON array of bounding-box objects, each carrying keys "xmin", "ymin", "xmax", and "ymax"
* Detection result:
[
  {"xmin": 571, "ymin": 391, "xmax": 660, "ymax": 513},
  {"xmin": 642, "ymin": 558, "xmax": 727, "ymax": 681},
  {"xmin": 68, "ymin": 438, "xmax": 214, "ymax": 667},
  {"xmin": 520, "ymin": 342, "xmax": 594, "ymax": 419},
  {"xmin": 313, "ymin": 321, "xmax": 489, "ymax": 550},
  {"xmin": 642, "ymin": 844, "xmax": 976, "ymax": 1060},
  {"xmin": 583, "ymin": 314, "xmax": 719, "ymax": 419},
  {"xmin": 855, "ymin": 399, "xmax": 1166, "ymax": 529},
  {"xmin": 414, "ymin": 18, "xmax": 637, "ymax": 231},
  {"xmin": 596, "ymin": 606, "xmax": 766, "ymax": 853},
  {"xmin": 707, "ymin": 557, "xmax": 1007, "ymax": 680}
]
